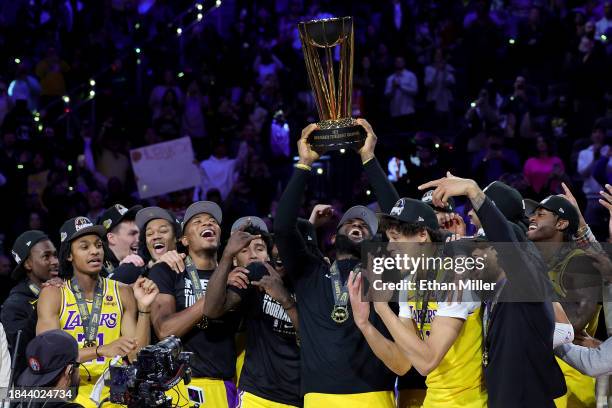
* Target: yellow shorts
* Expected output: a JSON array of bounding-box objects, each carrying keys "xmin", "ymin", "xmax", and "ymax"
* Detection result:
[
  {"xmin": 173, "ymin": 377, "xmax": 238, "ymax": 407},
  {"xmin": 235, "ymin": 333, "xmax": 247, "ymax": 384},
  {"xmin": 422, "ymin": 386, "xmax": 487, "ymax": 408},
  {"xmin": 397, "ymin": 388, "xmax": 426, "ymax": 408},
  {"xmin": 304, "ymin": 390, "xmax": 395, "ymax": 408},
  {"xmin": 238, "ymin": 391, "xmax": 299, "ymax": 408},
  {"xmin": 554, "ymin": 357, "xmax": 596, "ymax": 408}
]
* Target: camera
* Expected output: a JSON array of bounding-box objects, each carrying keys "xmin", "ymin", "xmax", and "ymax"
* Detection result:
[{"xmin": 107, "ymin": 336, "xmax": 192, "ymax": 407}]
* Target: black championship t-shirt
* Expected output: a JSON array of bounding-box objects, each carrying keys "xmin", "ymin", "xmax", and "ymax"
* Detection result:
[
  {"xmin": 294, "ymin": 258, "xmax": 396, "ymax": 395},
  {"xmin": 229, "ymin": 262, "xmax": 301, "ymax": 407},
  {"xmin": 149, "ymin": 263, "xmax": 238, "ymax": 379}
]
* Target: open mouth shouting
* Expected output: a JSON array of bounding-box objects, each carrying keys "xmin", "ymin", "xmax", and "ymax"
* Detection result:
[
  {"xmin": 200, "ymin": 228, "xmax": 217, "ymax": 241},
  {"xmin": 348, "ymin": 227, "xmax": 364, "ymax": 241},
  {"xmin": 152, "ymin": 242, "xmax": 166, "ymax": 255}
]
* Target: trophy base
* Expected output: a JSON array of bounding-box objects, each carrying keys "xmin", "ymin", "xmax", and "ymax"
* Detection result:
[{"xmin": 309, "ymin": 119, "xmax": 366, "ymax": 152}]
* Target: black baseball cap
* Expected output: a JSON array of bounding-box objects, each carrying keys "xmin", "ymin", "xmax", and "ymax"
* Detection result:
[
  {"xmin": 182, "ymin": 201, "xmax": 223, "ymax": 230},
  {"xmin": 135, "ymin": 206, "xmax": 177, "ymax": 232},
  {"xmin": 11, "ymin": 230, "xmax": 49, "ymax": 280},
  {"xmin": 536, "ymin": 195, "xmax": 580, "ymax": 235},
  {"xmin": 523, "ymin": 198, "xmax": 539, "ymax": 217},
  {"xmin": 231, "ymin": 216, "xmax": 269, "ymax": 233},
  {"xmin": 17, "ymin": 330, "xmax": 78, "ymax": 387},
  {"xmin": 98, "ymin": 204, "xmax": 143, "ymax": 232},
  {"xmin": 60, "ymin": 216, "xmax": 106, "ymax": 246},
  {"xmin": 421, "ymin": 190, "xmax": 455, "ymax": 213},
  {"xmin": 379, "ymin": 198, "xmax": 439, "ymax": 230},
  {"xmin": 483, "ymin": 181, "xmax": 525, "ymax": 223},
  {"xmin": 337, "ymin": 205, "xmax": 378, "ymax": 235}
]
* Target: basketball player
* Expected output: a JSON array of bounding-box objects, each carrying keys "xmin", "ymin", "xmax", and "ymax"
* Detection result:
[{"xmin": 36, "ymin": 216, "xmax": 159, "ymax": 408}]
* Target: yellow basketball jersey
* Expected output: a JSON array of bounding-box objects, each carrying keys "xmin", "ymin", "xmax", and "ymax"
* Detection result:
[
  {"xmin": 59, "ymin": 277, "xmax": 124, "ymax": 380},
  {"xmin": 403, "ymin": 299, "xmax": 487, "ymax": 408}
]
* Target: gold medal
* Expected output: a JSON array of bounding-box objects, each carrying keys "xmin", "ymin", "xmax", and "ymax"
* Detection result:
[
  {"xmin": 83, "ymin": 340, "xmax": 97, "ymax": 348},
  {"xmin": 331, "ymin": 305, "xmax": 349, "ymax": 323}
]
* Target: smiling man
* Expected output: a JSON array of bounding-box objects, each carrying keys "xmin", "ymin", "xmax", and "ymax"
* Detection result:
[
  {"xmin": 98, "ymin": 204, "xmax": 144, "ymax": 283},
  {"xmin": 1, "ymin": 230, "xmax": 59, "ymax": 380},
  {"xmin": 148, "ymin": 201, "xmax": 240, "ymax": 408},
  {"xmin": 135, "ymin": 206, "xmax": 180, "ymax": 268},
  {"xmin": 527, "ymin": 195, "xmax": 602, "ymax": 408},
  {"xmin": 274, "ymin": 120, "xmax": 400, "ymax": 407}
]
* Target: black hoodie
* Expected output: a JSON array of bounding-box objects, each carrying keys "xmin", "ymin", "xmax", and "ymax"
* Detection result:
[{"xmin": 1, "ymin": 280, "xmax": 39, "ymax": 380}]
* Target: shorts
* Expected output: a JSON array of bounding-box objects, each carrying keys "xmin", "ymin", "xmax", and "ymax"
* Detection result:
[
  {"xmin": 304, "ymin": 390, "xmax": 395, "ymax": 408},
  {"xmin": 237, "ymin": 391, "xmax": 299, "ymax": 408}
]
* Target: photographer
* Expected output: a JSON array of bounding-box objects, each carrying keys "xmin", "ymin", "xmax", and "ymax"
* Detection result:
[
  {"xmin": 204, "ymin": 217, "xmax": 300, "ymax": 408},
  {"xmin": 14, "ymin": 330, "xmax": 83, "ymax": 408}
]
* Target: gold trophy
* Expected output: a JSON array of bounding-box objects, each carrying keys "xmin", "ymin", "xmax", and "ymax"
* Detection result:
[{"xmin": 298, "ymin": 16, "xmax": 366, "ymax": 152}]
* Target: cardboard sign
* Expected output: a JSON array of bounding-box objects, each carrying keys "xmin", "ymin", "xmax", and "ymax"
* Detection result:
[{"xmin": 130, "ymin": 137, "xmax": 200, "ymax": 199}]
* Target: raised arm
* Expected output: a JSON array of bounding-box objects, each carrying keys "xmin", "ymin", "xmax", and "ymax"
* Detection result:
[
  {"xmin": 274, "ymin": 124, "xmax": 321, "ymax": 278},
  {"xmin": 348, "ymin": 271, "xmax": 411, "ymax": 376},
  {"xmin": 119, "ymin": 277, "xmax": 158, "ymax": 360},
  {"xmin": 203, "ymin": 231, "xmax": 259, "ymax": 318},
  {"xmin": 356, "ymin": 119, "xmax": 400, "ymax": 213}
]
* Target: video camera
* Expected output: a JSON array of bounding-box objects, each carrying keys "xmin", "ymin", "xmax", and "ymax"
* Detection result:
[{"xmin": 107, "ymin": 336, "xmax": 192, "ymax": 407}]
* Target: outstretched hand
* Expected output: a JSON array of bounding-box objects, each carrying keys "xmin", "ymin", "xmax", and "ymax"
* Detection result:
[{"xmin": 418, "ymin": 172, "xmax": 481, "ymax": 208}]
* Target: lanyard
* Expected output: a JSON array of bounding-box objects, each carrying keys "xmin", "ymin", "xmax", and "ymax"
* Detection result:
[
  {"xmin": 330, "ymin": 261, "xmax": 357, "ymax": 324},
  {"xmin": 482, "ymin": 278, "xmax": 506, "ymax": 367},
  {"xmin": 185, "ymin": 256, "xmax": 204, "ymax": 300},
  {"xmin": 28, "ymin": 281, "xmax": 40, "ymax": 297},
  {"xmin": 70, "ymin": 277, "xmax": 105, "ymax": 347}
]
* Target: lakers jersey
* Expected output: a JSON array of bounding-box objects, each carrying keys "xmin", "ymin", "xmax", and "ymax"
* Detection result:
[
  {"xmin": 399, "ymin": 297, "xmax": 487, "ymax": 408},
  {"xmin": 59, "ymin": 277, "xmax": 123, "ymax": 380}
]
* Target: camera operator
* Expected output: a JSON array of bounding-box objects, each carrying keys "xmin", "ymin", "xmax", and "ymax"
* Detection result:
[
  {"xmin": 204, "ymin": 217, "xmax": 301, "ymax": 407},
  {"xmin": 13, "ymin": 330, "xmax": 83, "ymax": 408}
]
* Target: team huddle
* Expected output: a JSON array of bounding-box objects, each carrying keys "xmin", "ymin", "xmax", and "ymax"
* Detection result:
[{"xmin": 3, "ymin": 119, "xmax": 612, "ymax": 408}]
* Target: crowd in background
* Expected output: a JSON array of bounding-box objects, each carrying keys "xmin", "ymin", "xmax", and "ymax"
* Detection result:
[{"xmin": 0, "ymin": 0, "xmax": 612, "ymax": 292}]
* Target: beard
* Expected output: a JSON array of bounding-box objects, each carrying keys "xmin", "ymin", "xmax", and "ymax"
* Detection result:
[{"xmin": 334, "ymin": 233, "xmax": 363, "ymax": 259}]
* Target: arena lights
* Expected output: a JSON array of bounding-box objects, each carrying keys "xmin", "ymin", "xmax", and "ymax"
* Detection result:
[
  {"xmin": 37, "ymin": 124, "xmax": 43, "ymax": 132},
  {"xmin": 197, "ymin": 13, "xmax": 203, "ymax": 20},
  {"xmin": 508, "ymin": 38, "xmax": 515, "ymax": 45},
  {"xmin": 135, "ymin": 23, "xmax": 141, "ymax": 30},
  {"xmin": 135, "ymin": 47, "xmax": 141, "ymax": 54},
  {"xmin": 62, "ymin": 95, "xmax": 70, "ymax": 104},
  {"xmin": 17, "ymin": 164, "xmax": 24, "ymax": 170},
  {"xmin": 196, "ymin": 3, "xmax": 203, "ymax": 10},
  {"xmin": 316, "ymin": 168, "xmax": 324, "ymax": 175},
  {"xmin": 68, "ymin": 186, "xmax": 74, "ymax": 191},
  {"xmin": 366, "ymin": 190, "xmax": 371, "ymax": 196},
  {"xmin": 216, "ymin": 0, "xmax": 222, "ymax": 7},
  {"xmin": 67, "ymin": 165, "xmax": 73, "ymax": 172},
  {"xmin": 89, "ymin": 90, "xmax": 96, "ymax": 97},
  {"xmin": 470, "ymin": 102, "xmax": 476, "ymax": 108},
  {"xmin": 340, "ymin": 148, "xmax": 346, "ymax": 154},
  {"xmin": 34, "ymin": 116, "xmax": 39, "ymax": 123},
  {"xmin": 435, "ymin": 143, "xmax": 440, "ymax": 149},
  {"xmin": 14, "ymin": 58, "xmax": 21, "ymax": 64},
  {"xmin": 137, "ymin": 58, "xmax": 142, "ymax": 65},
  {"xmin": 89, "ymin": 79, "xmax": 96, "ymax": 87},
  {"xmin": 602, "ymin": 34, "xmax": 608, "ymax": 42},
  {"xmin": 177, "ymin": 72, "xmax": 185, "ymax": 78},
  {"xmin": 176, "ymin": 27, "xmax": 183, "ymax": 36}
]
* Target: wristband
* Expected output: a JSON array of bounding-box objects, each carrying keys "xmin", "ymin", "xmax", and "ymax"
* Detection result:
[
  {"xmin": 295, "ymin": 163, "xmax": 312, "ymax": 171},
  {"xmin": 95, "ymin": 345, "xmax": 101, "ymax": 358},
  {"xmin": 138, "ymin": 310, "xmax": 151, "ymax": 314}
]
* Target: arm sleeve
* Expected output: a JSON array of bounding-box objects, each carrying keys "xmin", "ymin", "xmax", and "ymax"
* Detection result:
[
  {"xmin": 555, "ymin": 339, "xmax": 612, "ymax": 377},
  {"xmin": 476, "ymin": 197, "xmax": 549, "ymax": 299},
  {"xmin": 274, "ymin": 168, "xmax": 320, "ymax": 279},
  {"xmin": 363, "ymin": 157, "xmax": 400, "ymax": 213}
]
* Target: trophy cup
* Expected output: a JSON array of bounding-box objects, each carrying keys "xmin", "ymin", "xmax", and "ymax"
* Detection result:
[{"xmin": 298, "ymin": 16, "xmax": 366, "ymax": 152}]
